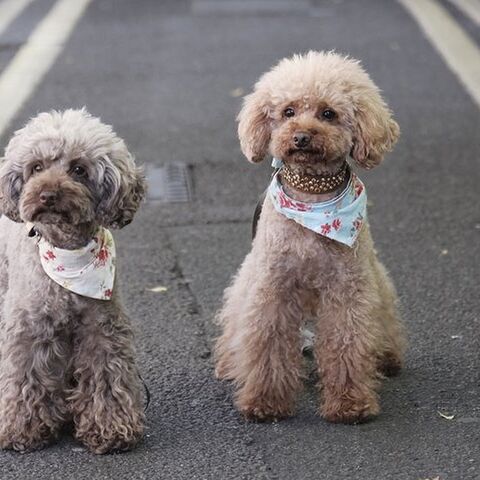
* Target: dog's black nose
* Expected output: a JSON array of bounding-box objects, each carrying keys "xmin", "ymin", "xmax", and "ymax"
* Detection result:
[
  {"xmin": 293, "ymin": 132, "xmax": 311, "ymax": 149},
  {"xmin": 39, "ymin": 191, "xmax": 57, "ymax": 206}
]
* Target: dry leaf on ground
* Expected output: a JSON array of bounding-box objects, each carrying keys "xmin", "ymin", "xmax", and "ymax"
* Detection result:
[
  {"xmin": 147, "ymin": 286, "xmax": 168, "ymax": 293},
  {"xmin": 437, "ymin": 411, "xmax": 455, "ymax": 420}
]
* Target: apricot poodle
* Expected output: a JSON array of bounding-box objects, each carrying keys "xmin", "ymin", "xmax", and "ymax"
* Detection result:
[
  {"xmin": 215, "ymin": 51, "xmax": 406, "ymax": 423},
  {"xmin": 0, "ymin": 109, "xmax": 146, "ymax": 453}
]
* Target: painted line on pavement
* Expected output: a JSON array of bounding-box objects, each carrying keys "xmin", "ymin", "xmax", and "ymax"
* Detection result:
[
  {"xmin": 0, "ymin": 0, "xmax": 34, "ymax": 37},
  {"xmin": 447, "ymin": 0, "xmax": 480, "ymax": 26},
  {"xmin": 399, "ymin": 0, "xmax": 480, "ymax": 109},
  {"xmin": 0, "ymin": 0, "xmax": 93, "ymax": 138}
]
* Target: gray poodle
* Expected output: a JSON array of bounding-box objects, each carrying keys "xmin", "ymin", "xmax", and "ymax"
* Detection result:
[{"xmin": 0, "ymin": 109, "xmax": 146, "ymax": 454}]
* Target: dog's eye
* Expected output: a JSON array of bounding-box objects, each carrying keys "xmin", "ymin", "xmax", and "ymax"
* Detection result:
[
  {"xmin": 322, "ymin": 109, "xmax": 336, "ymax": 121},
  {"xmin": 71, "ymin": 165, "xmax": 87, "ymax": 177},
  {"xmin": 283, "ymin": 107, "xmax": 295, "ymax": 118},
  {"xmin": 32, "ymin": 163, "xmax": 43, "ymax": 174}
]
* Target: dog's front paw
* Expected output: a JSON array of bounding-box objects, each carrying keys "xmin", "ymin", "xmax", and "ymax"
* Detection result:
[
  {"xmin": 239, "ymin": 404, "xmax": 293, "ymax": 422},
  {"xmin": 320, "ymin": 394, "xmax": 380, "ymax": 424},
  {"xmin": 0, "ymin": 422, "xmax": 56, "ymax": 453},
  {"xmin": 0, "ymin": 398, "xmax": 62, "ymax": 453},
  {"xmin": 236, "ymin": 395, "xmax": 294, "ymax": 422},
  {"xmin": 73, "ymin": 402, "xmax": 145, "ymax": 454},
  {"xmin": 0, "ymin": 437, "xmax": 50, "ymax": 453},
  {"xmin": 75, "ymin": 421, "xmax": 144, "ymax": 455}
]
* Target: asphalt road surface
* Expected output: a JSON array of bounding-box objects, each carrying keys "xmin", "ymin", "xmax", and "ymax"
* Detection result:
[{"xmin": 0, "ymin": 0, "xmax": 479, "ymax": 479}]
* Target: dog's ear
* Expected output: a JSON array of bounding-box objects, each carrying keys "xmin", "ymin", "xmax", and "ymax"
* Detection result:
[
  {"xmin": 351, "ymin": 90, "xmax": 400, "ymax": 169},
  {"xmin": 237, "ymin": 90, "xmax": 271, "ymax": 163},
  {"xmin": 97, "ymin": 145, "xmax": 147, "ymax": 229},
  {"xmin": 0, "ymin": 159, "xmax": 23, "ymax": 222}
]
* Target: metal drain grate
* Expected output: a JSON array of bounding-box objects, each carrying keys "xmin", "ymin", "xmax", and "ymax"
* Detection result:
[
  {"xmin": 146, "ymin": 162, "xmax": 192, "ymax": 203},
  {"xmin": 192, "ymin": 1, "xmax": 311, "ymax": 15}
]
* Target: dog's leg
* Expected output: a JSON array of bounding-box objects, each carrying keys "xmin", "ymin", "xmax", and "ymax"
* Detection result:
[
  {"xmin": 315, "ymin": 288, "xmax": 382, "ymax": 424},
  {"xmin": 214, "ymin": 312, "xmax": 241, "ymax": 381},
  {"xmin": 235, "ymin": 293, "xmax": 304, "ymax": 421},
  {"xmin": 0, "ymin": 313, "xmax": 70, "ymax": 452},
  {"xmin": 373, "ymin": 261, "xmax": 405, "ymax": 377},
  {"xmin": 214, "ymin": 255, "xmax": 256, "ymax": 381},
  {"xmin": 219, "ymin": 262, "xmax": 304, "ymax": 421},
  {"xmin": 69, "ymin": 304, "xmax": 144, "ymax": 454}
]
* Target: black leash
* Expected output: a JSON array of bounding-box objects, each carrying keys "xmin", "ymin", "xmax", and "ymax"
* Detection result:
[
  {"xmin": 138, "ymin": 372, "xmax": 151, "ymax": 413},
  {"xmin": 252, "ymin": 168, "xmax": 280, "ymax": 239},
  {"xmin": 252, "ymin": 190, "xmax": 267, "ymax": 239}
]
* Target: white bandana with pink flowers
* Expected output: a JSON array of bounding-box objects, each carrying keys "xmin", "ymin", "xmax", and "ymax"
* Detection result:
[
  {"xmin": 268, "ymin": 168, "xmax": 367, "ymax": 247},
  {"xmin": 37, "ymin": 227, "xmax": 116, "ymax": 300}
]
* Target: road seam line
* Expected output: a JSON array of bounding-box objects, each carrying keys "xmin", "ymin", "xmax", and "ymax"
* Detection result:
[
  {"xmin": 0, "ymin": 0, "xmax": 34, "ymax": 37},
  {"xmin": 399, "ymin": 0, "xmax": 480, "ymax": 109},
  {"xmin": 0, "ymin": 0, "xmax": 94, "ymax": 138}
]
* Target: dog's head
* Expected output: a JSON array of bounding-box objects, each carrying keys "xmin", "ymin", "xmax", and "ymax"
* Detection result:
[
  {"xmin": 0, "ymin": 108, "xmax": 146, "ymax": 228},
  {"xmin": 237, "ymin": 51, "xmax": 399, "ymax": 170}
]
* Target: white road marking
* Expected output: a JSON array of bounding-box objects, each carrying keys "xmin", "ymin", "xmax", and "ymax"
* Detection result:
[
  {"xmin": 0, "ymin": 0, "xmax": 93, "ymax": 138},
  {"xmin": 0, "ymin": 0, "xmax": 34, "ymax": 37},
  {"xmin": 447, "ymin": 0, "xmax": 480, "ymax": 26},
  {"xmin": 399, "ymin": 0, "xmax": 480, "ymax": 109}
]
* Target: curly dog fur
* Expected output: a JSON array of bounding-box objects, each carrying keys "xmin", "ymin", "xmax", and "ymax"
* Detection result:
[
  {"xmin": 0, "ymin": 109, "xmax": 146, "ymax": 453},
  {"xmin": 215, "ymin": 51, "xmax": 406, "ymax": 423}
]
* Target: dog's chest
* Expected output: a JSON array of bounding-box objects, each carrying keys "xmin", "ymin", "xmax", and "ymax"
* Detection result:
[
  {"xmin": 292, "ymin": 232, "xmax": 352, "ymax": 289},
  {"xmin": 32, "ymin": 270, "xmax": 83, "ymax": 327},
  {"xmin": 261, "ymin": 199, "xmax": 360, "ymax": 290},
  {"xmin": 12, "ymin": 242, "xmax": 85, "ymax": 327}
]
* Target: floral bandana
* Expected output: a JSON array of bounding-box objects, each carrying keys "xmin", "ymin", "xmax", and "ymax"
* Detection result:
[
  {"xmin": 33, "ymin": 226, "xmax": 116, "ymax": 300},
  {"xmin": 268, "ymin": 159, "xmax": 367, "ymax": 247}
]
